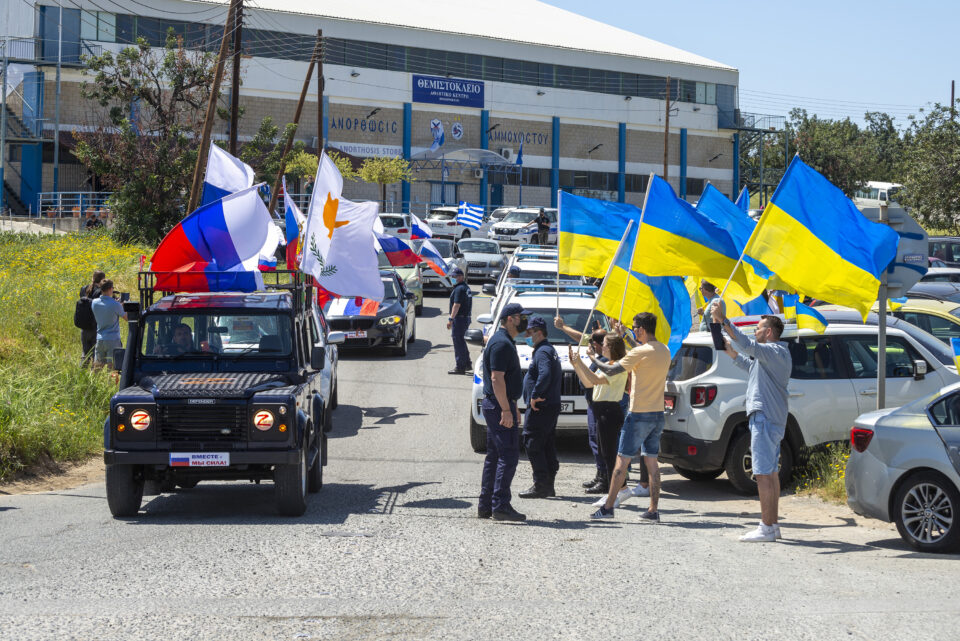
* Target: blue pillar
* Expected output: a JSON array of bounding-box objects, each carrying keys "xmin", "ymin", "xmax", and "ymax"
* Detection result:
[
  {"xmin": 617, "ymin": 123, "xmax": 626, "ymax": 203},
  {"xmin": 402, "ymin": 102, "xmax": 411, "ymax": 213},
  {"xmin": 732, "ymin": 132, "xmax": 740, "ymax": 200},
  {"xmin": 480, "ymin": 109, "xmax": 489, "ymax": 211},
  {"xmin": 21, "ymin": 71, "xmax": 44, "ymax": 216},
  {"xmin": 679, "ymin": 128, "xmax": 688, "ymax": 199},
  {"xmin": 550, "ymin": 116, "xmax": 560, "ymax": 208}
]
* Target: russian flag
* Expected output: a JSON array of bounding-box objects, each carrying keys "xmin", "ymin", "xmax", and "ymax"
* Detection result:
[
  {"xmin": 283, "ymin": 179, "xmax": 306, "ymax": 270},
  {"xmin": 170, "ymin": 456, "xmax": 190, "ymax": 467},
  {"xmin": 375, "ymin": 232, "xmax": 421, "ymax": 267},
  {"xmin": 411, "ymin": 214, "xmax": 432, "ymax": 240},
  {"xmin": 150, "ymin": 185, "xmax": 279, "ymax": 292},
  {"xmin": 418, "ymin": 239, "xmax": 449, "ymax": 277},
  {"xmin": 327, "ymin": 297, "xmax": 380, "ymax": 317}
]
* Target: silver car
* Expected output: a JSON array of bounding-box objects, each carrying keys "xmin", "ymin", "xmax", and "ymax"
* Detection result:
[
  {"xmin": 412, "ymin": 238, "xmax": 467, "ymax": 293},
  {"xmin": 457, "ymin": 238, "xmax": 506, "ymax": 282},
  {"xmin": 846, "ymin": 384, "xmax": 960, "ymax": 553}
]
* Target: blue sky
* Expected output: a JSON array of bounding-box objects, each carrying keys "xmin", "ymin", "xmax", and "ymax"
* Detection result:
[{"xmin": 543, "ymin": 0, "xmax": 957, "ymax": 127}]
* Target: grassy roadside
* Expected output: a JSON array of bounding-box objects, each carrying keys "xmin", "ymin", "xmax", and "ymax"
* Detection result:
[
  {"xmin": 794, "ymin": 442, "xmax": 851, "ymax": 503},
  {"xmin": 0, "ymin": 230, "xmax": 145, "ymax": 481}
]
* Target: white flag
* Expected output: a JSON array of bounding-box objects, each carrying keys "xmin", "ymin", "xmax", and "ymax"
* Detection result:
[
  {"xmin": 201, "ymin": 144, "xmax": 255, "ymax": 207},
  {"xmin": 306, "ymin": 152, "xmax": 345, "ymax": 260},
  {"xmin": 300, "ymin": 193, "xmax": 384, "ymax": 301}
]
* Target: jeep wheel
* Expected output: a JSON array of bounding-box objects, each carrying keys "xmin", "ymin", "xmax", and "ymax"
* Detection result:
[
  {"xmin": 893, "ymin": 471, "xmax": 960, "ymax": 553},
  {"xmin": 470, "ymin": 413, "xmax": 487, "ymax": 453},
  {"xmin": 393, "ymin": 324, "xmax": 408, "ymax": 357},
  {"xmin": 724, "ymin": 430, "xmax": 794, "ymax": 495},
  {"xmin": 415, "ymin": 302, "xmax": 423, "ymax": 316},
  {"xmin": 275, "ymin": 446, "xmax": 308, "ymax": 516},
  {"xmin": 105, "ymin": 464, "xmax": 144, "ymax": 517},
  {"xmin": 323, "ymin": 402, "xmax": 333, "ymax": 433},
  {"xmin": 308, "ymin": 436, "xmax": 325, "ymax": 493},
  {"xmin": 672, "ymin": 465, "xmax": 723, "ymax": 482}
]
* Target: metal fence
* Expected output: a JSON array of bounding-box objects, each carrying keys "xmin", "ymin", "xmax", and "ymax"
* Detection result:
[{"xmin": 37, "ymin": 192, "xmax": 112, "ymax": 218}]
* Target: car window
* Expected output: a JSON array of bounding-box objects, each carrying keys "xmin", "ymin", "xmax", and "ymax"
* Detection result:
[
  {"xmin": 508, "ymin": 307, "xmax": 609, "ymax": 345},
  {"xmin": 380, "ymin": 216, "xmax": 404, "ymax": 228},
  {"xmin": 458, "ymin": 240, "xmax": 499, "ymax": 254},
  {"xmin": 841, "ymin": 335, "xmax": 923, "ymax": 379},
  {"xmin": 921, "ymin": 313, "xmax": 960, "ymax": 343},
  {"xmin": 427, "ymin": 211, "xmax": 456, "ymax": 220},
  {"xmin": 929, "ymin": 393, "xmax": 960, "ymax": 426},
  {"xmin": 667, "ymin": 345, "xmax": 713, "ymax": 381},
  {"xmin": 790, "ymin": 337, "xmax": 844, "ymax": 379}
]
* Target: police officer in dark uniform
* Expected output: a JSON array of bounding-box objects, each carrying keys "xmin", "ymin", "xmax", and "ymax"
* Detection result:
[
  {"xmin": 534, "ymin": 208, "xmax": 550, "ymax": 245},
  {"xmin": 478, "ymin": 302, "xmax": 529, "ymax": 522},
  {"xmin": 446, "ymin": 267, "xmax": 472, "ymax": 375},
  {"xmin": 518, "ymin": 316, "xmax": 563, "ymax": 499}
]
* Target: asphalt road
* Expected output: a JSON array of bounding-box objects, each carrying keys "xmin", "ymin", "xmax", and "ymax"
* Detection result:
[{"xmin": 1, "ymin": 289, "xmax": 959, "ymax": 641}]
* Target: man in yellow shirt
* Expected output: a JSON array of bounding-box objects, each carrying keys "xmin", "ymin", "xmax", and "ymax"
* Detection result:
[{"xmin": 588, "ymin": 312, "xmax": 671, "ymax": 522}]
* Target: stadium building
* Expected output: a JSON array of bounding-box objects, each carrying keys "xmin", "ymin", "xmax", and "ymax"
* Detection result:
[{"xmin": 1, "ymin": 0, "xmax": 741, "ymax": 215}]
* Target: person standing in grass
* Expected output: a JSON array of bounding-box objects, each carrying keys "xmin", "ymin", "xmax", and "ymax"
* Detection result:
[
  {"xmin": 91, "ymin": 279, "xmax": 127, "ymax": 369},
  {"xmin": 78, "ymin": 270, "xmax": 105, "ymax": 364}
]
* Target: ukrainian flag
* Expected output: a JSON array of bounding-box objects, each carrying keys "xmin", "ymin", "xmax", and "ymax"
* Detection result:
[
  {"xmin": 796, "ymin": 301, "xmax": 828, "ymax": 334},
  {"xmin": 739, "ymin": 157, "xmax": 900, "ymax": 320},
  {"xmin": 558, "ymin": 191, "xmax": 639, "ymax": 278},
  {"xmin": 595, "ymin": 222, "xmax": 691, "ymax": 356},
  {"xmin": 951, "ymin": 338, "xmax": 960, "ymax": 371},
  {"xmin": 782, "ymin": 294, "xmax": 799, "ymax": 320},
  {"xmin": 632, "ymin": 176, "xmax": 764, "ymax": 297},
  {"xmin": 888, "ymin": 296, "xmax": 907, "ymax": 312}
]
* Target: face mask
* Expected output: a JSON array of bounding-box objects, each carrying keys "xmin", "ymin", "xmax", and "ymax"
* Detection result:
[
  {"xmin": 516, "ymin": 316, "xmax": 529, "ymax": 333},
  {"xmin": 525, "ymin": 337, "xmax": 535, "ymax": 347}
]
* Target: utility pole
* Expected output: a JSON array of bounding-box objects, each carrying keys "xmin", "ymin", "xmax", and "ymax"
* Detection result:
[
  {"xmin": 952, "ymin": 80, "xmax": 956, "ymax": 122},
  {"xmin": 268, "ymin": 33, "xmax": 322, "ymax": 214},
  {"xmin": 316, "ymin": 29, "xmax": 324, "ymax": 152},
  {"xmin": 229, "ymin": 0, "xmax": 243, "ymax": 156},
  {"xmin": 662, "ymin": 76, "xmax": 671, "ymax": 182},
  {"xmin": 53, "ymin": 6, "xmax": 63, "ymax": 193},
  {"xmin": 1, "ymin": 38, "xmax": 8, "ymax": 212},
  {"xmin": 188, "ymin": 0, "xmax": 240, "ymax": 213}
]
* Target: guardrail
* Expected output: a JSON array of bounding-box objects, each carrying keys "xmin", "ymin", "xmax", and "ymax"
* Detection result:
[{"xmin": 37, "ymin": 192, "xmax": 112, "ymax": 218}]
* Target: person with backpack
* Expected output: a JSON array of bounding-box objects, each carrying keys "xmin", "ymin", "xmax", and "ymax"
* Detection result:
[{"xmin": 75, "ymin": 270, "xmax": 105, "ymax": 365}]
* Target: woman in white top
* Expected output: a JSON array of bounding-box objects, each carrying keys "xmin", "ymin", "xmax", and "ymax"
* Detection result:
[{"xmin": 569, "ymin": 334, "xmax": 629, "ymax": 493}]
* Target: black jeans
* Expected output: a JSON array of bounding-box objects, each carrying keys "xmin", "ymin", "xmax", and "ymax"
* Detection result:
[
  {"xmin": 523, "ymin": 403, "xmax": 561, "ymax": 487},
  {"xmin": 592, "ymin": 401, "xmax": 623, "ymax": 484}
]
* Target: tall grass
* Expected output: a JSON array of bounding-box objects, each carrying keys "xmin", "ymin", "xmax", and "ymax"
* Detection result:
[
  {"xmin": 795, "ymin": 442, "xmax": 851, "ymax": 503},
  {"xmin": 0, "ymin": 230, "xmax": 145, "ymax": 481}
]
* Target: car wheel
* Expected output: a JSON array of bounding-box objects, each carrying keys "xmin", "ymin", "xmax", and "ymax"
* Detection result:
[
  {"xmin": 308, "ymin": 435, "xmax": 325, "ymax": 494},
  {"xmin": 323, "ymin": 401, "xmax": 333, "ymax": 433},
  {"xmin": 893, "ymin": 471, "xmax": 960, "ymax": 553},
  {"xmin": 393, "ymin": 324, "xmax": 408, "ymax": 357},
  {"xmin": 470, "ymin": 412, "xmax": 487, "ymax": 453},
  {"xmin": 409, "ymin": 319, "xmax": 417, "ymax": 343},
  {"xmin": 672, "ymin": 465, "xmax": 723, "ymax": 482},
  {"xmin": 724, "ymin": 430, "xmax": 794, "ymax": 495},
  {"xmin": 275, "ymin": 446, "xmax": 308, "ymax": 516},
  {"xmin": 105, "ymin": 464, "xmax": 144, "ymax": 517},
  {"xmin": 415, "ymin": 302, "xmax": 423, "ymax": 316},
  {"xmin": 461, "ymin": 230, "xmax": 471, "ymax": 239},
  {"xmin": 330, "ymin": 378, "xmax": 339, "ymax": 410}
]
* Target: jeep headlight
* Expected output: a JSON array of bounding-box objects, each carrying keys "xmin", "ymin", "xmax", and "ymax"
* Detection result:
[
  {"xmin": 129, "ymin": 409, "xmax": 152, "ymax": 431},
  {"xmin": 379, "ymin": 315, "xmax": 402, "ymax": 326},
  {"xmin": 253, "ymin": 409, "xmax": 275, "ymax": 431}
]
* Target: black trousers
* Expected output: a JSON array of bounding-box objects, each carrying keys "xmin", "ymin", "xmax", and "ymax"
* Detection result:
[
  {"xmin": 523, "ymin": 403, "xmax": 561, "ymax": 487},
  {"xmin": 593, "ymin": 401, "xmax": 649, "ymax": 486}
]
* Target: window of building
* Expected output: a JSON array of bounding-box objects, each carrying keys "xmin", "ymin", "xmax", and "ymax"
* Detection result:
[
  {"xmin": 324, "ymin": 38, "xmax": 346, "ymax": 65},
  {"xmin": 465, "ymin": 54, "xmax": 482, "ymax": 79},
  {"xmin": 386, "ymin": 44, "xmax": 406, "ymax": 72},
  {"xmin": 503, "ymin": 58, "xmax": 522, "ymax": 84},
  {"xmin": 81, "ymin": 10, "xmax": 117, "ymax": 42},
  {"xmin": 587, "ymin": 69, "xmax": 604, "ymax": 93},
  {"xmin": 679, "ymin": 79, "xmax": 696, "ymax": 103},
  {"xmin": 686, "ymin": 177, "xmax": 705, "ymax": 196},
  {"xmin": 603, "ymin": 71, "xmax": 621, "ymax": 95},
  {"xmin": 621, "ymin": 73, "xmax": 638, "ymax": 97},
  {"xmin": 695, "ymin": 82, "xmax": 707, "ymax": 105},
  {"xmin": 555, "ymin": 65, "xmax": 574, "ymax": 90},
  {"xmin": 116, "ymin": 15, "xmax": 135, "ymax": 43},
  {"xmin": 520, "ymin": 61, "xmax": 539, "ymax": 86},
  {"xmin": 81, "ymin": 10, "xmax": 98, "ymax": 41},
  {"xmin": 571, "ymin": 67, "xmax": 590, "ymax": 92},
  {"xmin": 538, "ymin": 64, "xmax": 554, "ymax": 87},
  {"xmin": 483, "ymin": 57, "xmax": 503, "ymax": 82},
  {"xmin": 446, "ymin": 51, "xmax": 466, "ymax": 77},
  {"xmin": 705, "ymin": 82, "xmax": 716, "ymax": 105}
]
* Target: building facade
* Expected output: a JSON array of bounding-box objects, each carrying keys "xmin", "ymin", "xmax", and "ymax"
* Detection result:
[{"xmin": 1, "ymin": 0, "xmax": 740, "ymax": 215}]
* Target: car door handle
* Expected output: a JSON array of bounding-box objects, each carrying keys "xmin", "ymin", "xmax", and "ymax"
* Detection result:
[
  {"xmin": 860, "ymin": 388, "xmax": 877, "ymax": 396},
  {"xmin": 789, "ymin": 391, "xmax": 804, "ymax": 398}
]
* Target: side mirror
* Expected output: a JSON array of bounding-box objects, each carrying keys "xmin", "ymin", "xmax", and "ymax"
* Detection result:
[
  {"xmin": 113, "ymin": 348, "xmax": 126, "ymax": 371},
  {"xmin": 310, "ymin": 345, "xmax": 326, "ymax": 370},
  {"xmin": 454, "ymin": 252, "xmax": 464, "ymax": 259},
  {"xmin": 404, "ymin": 291, "xmax": 416, "ymax": 300},
  {"xmin": 477, "ymin": 313, "xmax": 493, "ymax": 324},
  {"xmin": 465, "ymin": 329, "xmax": 484, "ymax": 343},
  {"xmin": 326, "ymin": 331, "xmax": 346, "ymax": 346},
  {"xmin": 482, "ymin": 283, "xmax": 497, "ymax": 295},
  {"xmin": 914, "ymin": 359, "xmax": 928, "ymax": 380}
]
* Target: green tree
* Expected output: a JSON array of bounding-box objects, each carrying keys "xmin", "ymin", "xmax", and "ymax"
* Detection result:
[
  {"xmin": 357, "ymin": 156, "xmax": 414, "ymax": 210},
  {"xmin": 238, "ymin": 116, "xmax": 304, "ymax": 185},
  {"xmin": 787, "ymin": 108, "xmax": 871, "ymax": 196},
  {"xmin": 72, "ymin": 34, "xmax": 218, "ymax": 244},
  {"xmin": 896, "ymin": 102, "xmax": 960, "ymax": 233},
  {"xmin": 326, "ymin": 150, "xmax": 359, "ymax": 181},
  {"xmin": 863, "ymin": 111, "xmax": 903, "ymax": 182}
]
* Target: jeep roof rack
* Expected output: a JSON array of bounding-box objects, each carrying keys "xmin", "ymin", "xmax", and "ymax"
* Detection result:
[
  {"xmin": 510, "ymin": 283, "xmax": 597, "ymax": 295},
  {"xmin": 138, "ymin": 270, "xmax": 312, "ymax": 313}
]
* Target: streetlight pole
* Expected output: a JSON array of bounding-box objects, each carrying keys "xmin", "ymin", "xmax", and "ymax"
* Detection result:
[{"xmin": 53, "ymin": 7, "xmax": 63, "ymax": 193}]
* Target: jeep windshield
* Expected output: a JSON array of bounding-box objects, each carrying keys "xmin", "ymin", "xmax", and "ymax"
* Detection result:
[
  {"xmin": 140, "ymin": 312, "xmax": 293, "ymax": 358},
  {"xmin": 510, "ymin": 308, "xmax": 609, "ymax": 345},
  {"xmin": 502, "ymin": 211, "xmax": 537, "ymax": 224}
]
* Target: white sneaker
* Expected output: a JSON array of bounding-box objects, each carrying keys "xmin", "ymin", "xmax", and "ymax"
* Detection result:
[
  {"xmin": 739, "ymin": 524, "xmax": 777, "ymax": 542},
  {"xmin": 631, "ymin": 484, "xmax": 650, "ymax": 498},
  {"xmin": 773, "ymin": 524, "xmax": 782, "ymax": 540},
  {"xmin": 592, "ymin": 495, "xmax": 621, "ymax": 508},
  {"xmin": 616, "ymin": 487, "xmax": 633, "ymax": 504}
]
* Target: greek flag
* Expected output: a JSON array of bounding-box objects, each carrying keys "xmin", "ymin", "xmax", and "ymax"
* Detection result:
[{"xmin": 457, "ymin": 201, "xmax": 484, "ymax": 230}]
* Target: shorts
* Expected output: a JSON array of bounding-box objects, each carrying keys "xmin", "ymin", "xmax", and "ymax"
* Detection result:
[
  {"xmin": 95, "ymin": 339, "xmax": 122, "ymax": 368},
  {"xmin": 749, "ymin": 411, "xmax": 786, "ymax": 476},
  {"xmin": 618, "ymin": 411, "xmax": 665, "ymax": 458}
]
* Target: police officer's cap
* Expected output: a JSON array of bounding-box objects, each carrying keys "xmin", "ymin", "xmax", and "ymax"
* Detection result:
[
  {"xmin": 500, "ymin": 302, "xmax": 531, "ymax": 317},
  {"xmin": 527, "ymin": 316, "xmax": 547, "ymax": 332},
  {"xmin": 508, "ymin": 266, "xmax": 521, "ymax": 276},
  {"xmin": 449, "ymin": 267, "xmax": 464, "ymax": 277}
]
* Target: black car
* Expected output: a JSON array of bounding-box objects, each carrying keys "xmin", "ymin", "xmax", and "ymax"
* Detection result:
[
  {"xmin": 907, "ymin": 281, "xmax": 960, "ymax": 304},
  {"xmin": 104, "ymin": 271, "xmax": 343, "ymax": 518},
  {"xmin": 324, "ymin": 270, "xmax": 416, "ymax": 356},
  {"xmin": 929, "ymin": 237, "xmax": 960, "ymax": 268}
]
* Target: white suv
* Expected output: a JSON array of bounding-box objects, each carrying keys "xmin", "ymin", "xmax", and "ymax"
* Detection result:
[
  {"xmin": 468, "ymin": 284, "xmax": 601, "ymax": 452},
  {"xmin": 425, "ymin": 206, "xmax": 490, "ymax": 241},
  {"xmin": 660, "ymin": 318, "xmax": 959, "ymax": 493},
  {"xmin": 487, "ymin": 208, "xmax": 557, "ymax": 247}
]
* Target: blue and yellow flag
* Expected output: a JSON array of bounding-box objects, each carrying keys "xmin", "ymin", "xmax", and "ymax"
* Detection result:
[
  {"xmin": 595, "ymin": 222, "xmax": 691, "ymax": 356},
  {"xmin": 796, "ymin": 301, "xmax": 828, "ymax": 334},
  {"xmin": 782, "ymin": 294, "xmax": 799, "ymax": 320},
  {"xmin": 951, "ymin": 338, "xmax": 960, "ymax": 371},
  {"xmin": 888, "ymin": 296, "xmax": 907, "ymax": 312},
  {"xmin": 735, "ymin": 186, "xmax": 750, "ymax": 213},
  {"xmin": 558, "ymin": 191, "xmax": 639, "ymax": 278},
  {"xmin": 738, "ymin": 157, "xmax": 900, "ymax": 320}
]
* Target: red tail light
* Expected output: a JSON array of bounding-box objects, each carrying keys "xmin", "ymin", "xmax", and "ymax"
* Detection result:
[
  {"xmin": 397, "ymin": 228, "xmax": 409, "ymax": 233},
  {"xmin": 690, "ymin": 385, "xmax": 717, "ymax": 408},
  {"xmin": 446, "ymin": 221, "xmax": 457, "ymax": 226},
  {"xmin": 851, "ymin": 427, "xmax": 874, "ymax": 453}
]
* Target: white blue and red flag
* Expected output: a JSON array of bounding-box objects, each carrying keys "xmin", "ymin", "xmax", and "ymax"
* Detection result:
[
  {"xmin": 150, "ymin": 184, "xmax": 279, "ymax": 292},
  {"xmin": 283, "ymin": 178, "xmax": 306, "ymax": 270},
  {"xmin": 376, "ymin": 233, "xmax": 421, "ymax": 267},
  {"xmin": 411, "ymin": 213, "xmax": 432, "ymax": 239},
  {"xmin": 201, "ymin": 144, "xmax": 255, "ymax": 207},
  {"xmin": 327, "ymin": 297, "xmax": 381, "ymax": 317},
  {"xmin": 418, "ymin": 239, "xmax": 449, "ymax": 277}
]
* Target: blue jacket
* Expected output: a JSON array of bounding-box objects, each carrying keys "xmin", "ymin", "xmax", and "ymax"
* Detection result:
[{"xmin": 523, "ymin": 340, "xmax": 562, "ymax": 406}]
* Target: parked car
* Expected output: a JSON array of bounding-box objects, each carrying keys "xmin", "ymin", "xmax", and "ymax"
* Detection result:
[
  {"xmin": 659, "ymin": 317, "xmax": 959, "ymax": 494},
  {"xmin": 457, "ymin": 238, "xmax": 506, "ymax": 282},
  {"xmin": 921, "ymin": 267, "xmax": 960, "ymax": 284},
  {"xmin": 424, "ymin": 206, "xmax": 491, "ymax": 240},
  {"xmin": 847, "ymin": 384, "xmax": 960, "ymax": 553},
  {"xmin": 411, "ymin": 238, "xmax": 467, "ymax": 293},
  {"xmin": 487, "ymin": 207, "xmax": 558, "ymax": 246},
  {"xmin": 906, "ymin": 281, "xmax": 960, "ymax": 304},
  {"xmin": 323, "ymin": 271, "xmax": 417, "ymax": 356},
  {"xmin": 819, "ymin": 302, "xmax": 960, "ymax": 348},
  {"xmin": 929, "ymin": 237, "xmax": 960, "ymax": 268},
  {"xmin": 930, "ymin": 257, "xmax": 948, "ymax": 268},
  {"xmin": 377, "ymin": 251, "xmax": 423, "ymax": 316},
  {"xmin": 378, "ymin": 213, "xmax": 414, "ymax": 242}
]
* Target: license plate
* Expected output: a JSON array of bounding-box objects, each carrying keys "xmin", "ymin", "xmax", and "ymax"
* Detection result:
[
  {"xmin": 498, "ymin": 235, "xmax": 513, "ymax": 241},
  {"xmin": 560, "ymin": 401, "xmax": 574, "ymax": 413},
  {"xmin": 664, "ymin": 395, "xmax": 676, "ymax": 411},
  {"xmin": 170, "ymin": 452, "xmax": 229, "ymax": 467},
  {"xmin": 345, "ymin": 330, "xmax": 367, "ymax": 338}
]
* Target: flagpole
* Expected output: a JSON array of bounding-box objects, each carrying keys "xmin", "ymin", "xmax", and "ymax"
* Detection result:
[
  {"xmin": 619, "ymin": 175, "xmax": 653, "ymax": 323},
  {"xmin": 556, "ymin": 189, "xmax": 561, "ymax": 317},
  {"xmin": 580, "ymin": 219, "xmax": 634, "ymax": 337}
]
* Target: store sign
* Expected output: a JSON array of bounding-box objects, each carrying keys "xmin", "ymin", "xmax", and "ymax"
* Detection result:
[
  {"xmin": 412, "ymin": 75, "xmax": 484, "ymax": 108},
  {"xmin": 329, "ymin": 142, "xmax": 403, "ymax": 158}
]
